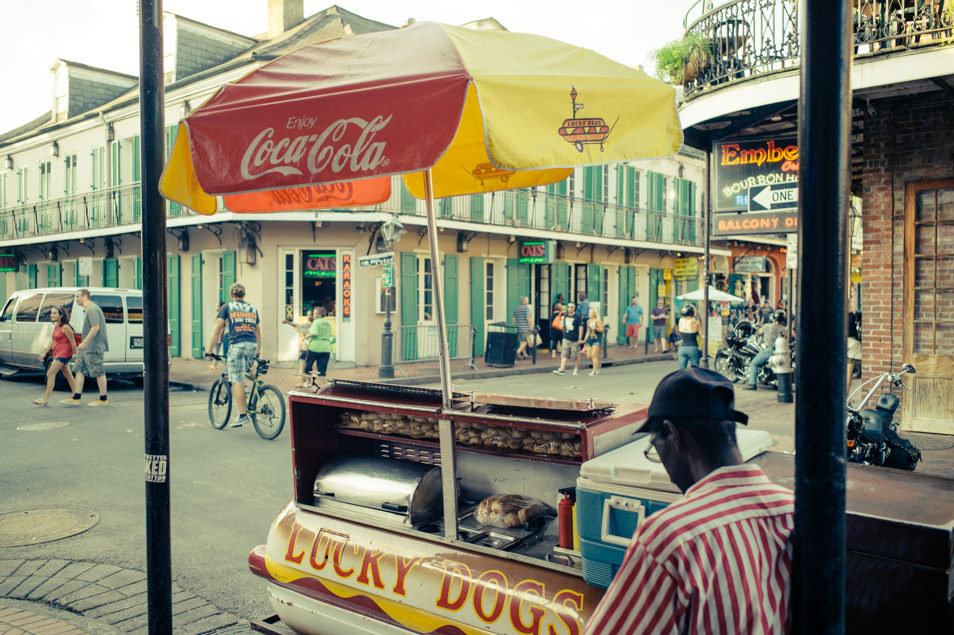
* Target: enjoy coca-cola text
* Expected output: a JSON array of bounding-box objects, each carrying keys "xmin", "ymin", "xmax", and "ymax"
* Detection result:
[{"xmin": 240, "ymin": 115, "xmax": 392, "ymax": 181}]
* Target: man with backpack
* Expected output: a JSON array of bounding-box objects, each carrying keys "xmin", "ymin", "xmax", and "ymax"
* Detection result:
[{"xmin": 207, "ymin": 283, "xmax": 261, "ymax": 428}]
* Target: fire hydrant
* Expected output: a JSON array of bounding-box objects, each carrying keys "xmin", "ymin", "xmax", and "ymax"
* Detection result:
[{"xmin": 768, "ymin": 334, "xmax": 794, "ymax": 403}]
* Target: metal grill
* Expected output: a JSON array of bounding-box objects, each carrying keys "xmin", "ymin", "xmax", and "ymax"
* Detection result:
[{"xmin": 376, "ymin": 440, "xmax": 442, "ymax": 466}]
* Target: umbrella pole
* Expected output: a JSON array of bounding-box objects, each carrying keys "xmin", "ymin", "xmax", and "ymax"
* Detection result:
[{"xmin": 423, "ymin": 169, "xmax": 459, "ymax": 540}]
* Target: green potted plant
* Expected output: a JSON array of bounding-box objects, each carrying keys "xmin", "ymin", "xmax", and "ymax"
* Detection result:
[{"xmin": 652, "ymin": 33, "xmax": 712, "ymax": 85}]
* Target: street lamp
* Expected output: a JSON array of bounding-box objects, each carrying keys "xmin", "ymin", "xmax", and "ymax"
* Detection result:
[{"xmin": 378, "ymin": 217, "xmax": 404, "ymax": 378}]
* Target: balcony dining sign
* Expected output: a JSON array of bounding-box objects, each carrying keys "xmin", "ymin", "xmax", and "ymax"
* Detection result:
[{"xmin": 712, "ymin": 136, "xmax": 799, "ymax": 236}]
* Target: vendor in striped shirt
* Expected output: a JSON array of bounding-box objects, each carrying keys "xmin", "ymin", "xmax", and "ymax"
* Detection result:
[{"xmin": 585, "ymin": 367, "xmax": 795, "ymax": 635}]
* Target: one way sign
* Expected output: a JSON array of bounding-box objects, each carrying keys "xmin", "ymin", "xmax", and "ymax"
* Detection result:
[{"xmin": 748, "ymin": 182, "xmax": 799, "ymax": 211}]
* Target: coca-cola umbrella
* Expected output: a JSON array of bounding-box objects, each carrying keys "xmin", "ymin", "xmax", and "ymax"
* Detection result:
[{"xmin": 160, "ymin": 20, "xmax": 682, "ymax": 407}]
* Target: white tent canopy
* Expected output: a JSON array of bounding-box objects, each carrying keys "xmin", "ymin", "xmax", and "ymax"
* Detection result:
[{"xmin": 676, "ymin": 285, "xmax": 746, "ymax": 303}]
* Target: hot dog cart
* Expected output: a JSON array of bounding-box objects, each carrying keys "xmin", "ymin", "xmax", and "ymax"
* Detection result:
[{"xmin": 249, "ymin": 380, "xmax": 954, "ymax": 634}]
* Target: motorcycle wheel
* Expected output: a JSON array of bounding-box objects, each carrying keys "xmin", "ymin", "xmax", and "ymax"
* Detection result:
[{"xmin": 715, "ymin": 352, "xmax": 739, "ymax": 383}]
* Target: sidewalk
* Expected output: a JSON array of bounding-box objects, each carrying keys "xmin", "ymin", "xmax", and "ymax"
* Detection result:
[{"xmin": 170, "ymin": 343, "xmax": 676, "ymax": 393}]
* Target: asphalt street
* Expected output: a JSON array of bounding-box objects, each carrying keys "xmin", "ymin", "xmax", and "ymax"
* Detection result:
[{"xmin": 0, "ymin": 360, "xmax": 796, "ymax": 626}]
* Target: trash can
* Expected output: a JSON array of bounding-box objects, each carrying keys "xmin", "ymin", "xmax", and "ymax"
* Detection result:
[{"xmin": 485, "ymin": 322, "xmax": 518, "ymax": 367}]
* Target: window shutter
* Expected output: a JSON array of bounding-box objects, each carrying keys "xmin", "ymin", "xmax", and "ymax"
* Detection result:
[
  {"xmin": 443, "ymin": 254, "xmax": 459, "ymax": 356},
  {"xmin": 400, "ymin": 252, "xmax": 418, "ymax": 361},
  {"xmin": 168, "ymin": 255, "xmax": 180, "ymax": 356},
  {"xmin": 134, "ymin": 258, "xmax": 143, "ymax": 290},
  {"xmin": 400, "ymin": 182, "xmax": 416, "ymax": 212},
  {"xmin": 191, "ymin": 254, "xmax": 203, "ymax": 358},
  {"xmin": 470, "ymin": 257, "xmax": 484, "ymax": 355},
  {"xmin": 506, "ymin": 259, "xmax": 531, "ymax": 322},
  {"xmin": 103, "ymin": 258, "xmax": 118, "ymax": 287},
  {"xmin": 587, "ymin": 264, "xmax": 602, "ymax": 305},
  {"xmin": 222, "ymin": 251, "xmax": 236, "ymax": 301},
  {"xmin": 470, "ymin": 194, "xmax": 484, "ymax": 221}
]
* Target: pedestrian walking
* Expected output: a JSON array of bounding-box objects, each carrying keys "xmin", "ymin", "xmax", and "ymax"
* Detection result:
[
  {"xmin": 675, "ymin": 303, "xmax": 702, "ymax": 369},
  {"xmin": 585, "ymin": 367, "xmax": 794, "ymax": 635},
  {"xmin": 553, "ymin": 303, "xmax": 584, "ymax": 376},
  {"xmin": 623, "ymin": 296, "xmax": 643, "ymax": 349},
  {"xmin": 305, "ymin": 306, "xmax": 334, "ymax": 379},
  {"xmin": 60, "ymin": 289, "xmax": 110, "ymax": 406},
  {"xmin": 584, "ymin": 307, "xmax": 604, "ymax": 376},
  {"xmin": 576, "ymin": 292, "xmax": 590, "ymax": 330},
  {"xmin": 283, "ymin": 306, "xmax": 316, "ymax": 387},
  {"xmin": 513, "ymin": 296, "xmax": 533, "ymax": 360},
  {"xmin": 33, "ymin": 305, "xmax": 78, "ymax": 405},
  {"xmin": 550, "ymin": 294, "xmax": 566, "ymax": 359},
  {"xmin": 650, "ymin": 299, "xmax": 670, "ymax": 354}
]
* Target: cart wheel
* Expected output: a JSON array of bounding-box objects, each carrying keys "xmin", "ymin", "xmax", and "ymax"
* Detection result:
[{"xmin": 574, "ymin": 142, "xmax": 584, "ymax": 152}]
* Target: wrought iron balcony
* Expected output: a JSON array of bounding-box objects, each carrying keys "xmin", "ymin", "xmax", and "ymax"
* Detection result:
[
  {"xmin": 0, "ymin": 181, "xmax": 704, "ymax": 249},
  {"xmin": 681, "ymin": 0, "xmax": 953, "ymax": 99}
]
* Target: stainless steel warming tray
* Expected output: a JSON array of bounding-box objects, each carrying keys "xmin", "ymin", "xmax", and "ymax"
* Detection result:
[{"xmin": 312, "ymin": 456, "xmax": 443, "ymax": 527}]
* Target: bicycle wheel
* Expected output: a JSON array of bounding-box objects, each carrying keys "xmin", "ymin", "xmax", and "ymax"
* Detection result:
[
  {"xmin": 208, "ymin": 379, "xmax": 232, "ymax": 429},
  {"xmin": 251, "ymin": 384, "xmax": 286, "ymax": 440}
]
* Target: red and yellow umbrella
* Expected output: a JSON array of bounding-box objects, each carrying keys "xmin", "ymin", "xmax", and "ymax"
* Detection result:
[{"xmin": 160, "ymin": 20, "xmax": 682, "ymax": 406}]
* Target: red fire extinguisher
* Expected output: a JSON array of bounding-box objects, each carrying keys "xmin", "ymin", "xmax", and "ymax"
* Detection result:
[{"xmin": 558, "ymin": 487, "xmax": 575, "ymax": 549}]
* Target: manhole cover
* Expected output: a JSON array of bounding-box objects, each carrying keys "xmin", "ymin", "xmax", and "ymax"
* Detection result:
[
  {"xmin": 0, "ymin": 508, "xmax": 99, "ymax": 547},
  {"xmin": 17, "ymin": 421, "xmax": 72, "ymax": 431}
]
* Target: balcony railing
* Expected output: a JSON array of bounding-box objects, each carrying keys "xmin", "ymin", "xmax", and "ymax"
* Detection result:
[
  {"xmin": 681, "ymin": 0, "xmax": 953, "ymax": 99},
  {"xmin": 0, "ymin": 181, "xmax": 704, "ymax": 248}
]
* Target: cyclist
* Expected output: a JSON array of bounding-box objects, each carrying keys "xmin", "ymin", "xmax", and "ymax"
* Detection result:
[{"xmin": 207, "ymin": 283, "xmax": 261, "ymax": 428}]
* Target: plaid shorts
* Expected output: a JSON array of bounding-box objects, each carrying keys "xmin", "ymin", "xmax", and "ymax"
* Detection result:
[
  {"xmin": 73, "ymin": 351, "xmax": 105, "ymax": 377},
  {"xmin": 227, "ymin": 342, "xmax": 258, "ymax": 383}
]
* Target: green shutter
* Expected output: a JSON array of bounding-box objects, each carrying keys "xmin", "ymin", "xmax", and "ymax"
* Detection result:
[
  {"xmin": 470, "ymin": 194, "xmax": 484, "ymax": 221},
  {"xmin": 112, "ymin": 141, "xmax": 120, "ymax": 186},
  {"xmin": 443, "ymin": 254, "xmax": 459, "ymax": 357},
  {"xmin": 165, "ymin": 128, "xmax": 182, "ymax": 216},
  {"xmin": 470, "ymin": 257, "xmax": 484, "ymax": 355},
  {"xmin": 132, "ymin": 135, "xmax": 142, "ymax": 220},
  {"xmin": 615, "ymin": 167, "xmax": 626, "ymax": 238},
  {"xmin": 400, "ymin": 182, "xmax": 416, "ymax": 213},
  {"xmin": 191, "ymin": 253, "xmax": 203, "ymax": 358},
  {"xmin": 515, "ymin": 189, "xmax": 529, "ymax": 225},
  {"xmin": 27, "ymin": 264, "xmax": 37, "ymax": 289},
  {"xmin": 506, "ymin": 259, "xmax": 531, "ymax": 323},
  {"xmin": 221, "ymin": 251, "xmax": 236, "ymax": 301},
  {"xmin": 587, "ymin": 263, "xmax": 602, "ymax": 307},
  {"xmin": 400, "ymin": 252, "xmax": 418, "ymax": 361},
  {"xmin": 647, "ymin": 268, "xmax": 662, "ymax": 343},
  {"xmin": 618, "ymin": 266, "xmax": 637, "ymax": 344},
  {"xmin": 550, "ymin": 262, "xmax": 570, "ymax": 308},
  {"xmin": 168, "ymin": 255, "xmax": 180, "ymax": 356},
  {"xmin": 103, "ymin": 259, "xmax": 118, "ymax": 287},
  {"xmin": 134, "ymin": 258, "xmax": 143, "ymax": 290},
  {"xmin": 47, "ymin": 263, "xmax": 61, "ymax": 287}
]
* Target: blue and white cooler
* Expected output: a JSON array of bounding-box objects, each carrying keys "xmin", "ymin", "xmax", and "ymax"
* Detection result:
[{"xmin": 576, "ymin": 428, "xmax": 774, "ymax": 588}]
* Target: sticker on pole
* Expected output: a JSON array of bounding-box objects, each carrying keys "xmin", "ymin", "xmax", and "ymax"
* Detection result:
[{"xmin": 145, "ymin": 454, "xmax": 168, "ymax": 483}]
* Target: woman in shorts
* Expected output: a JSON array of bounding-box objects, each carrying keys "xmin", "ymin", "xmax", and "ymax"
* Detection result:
[
  {"xmin": 33, "ymin": 305, "xmax": 78, "ymax": 405},
  {"xmin": 584, "ymin": 307, "xmax": 605, "ymax": 376}
]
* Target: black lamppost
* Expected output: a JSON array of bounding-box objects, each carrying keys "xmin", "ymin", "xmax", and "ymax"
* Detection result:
[{"xmin": 378, "ymin": 217, "xmax": 404, "ymax": 378}]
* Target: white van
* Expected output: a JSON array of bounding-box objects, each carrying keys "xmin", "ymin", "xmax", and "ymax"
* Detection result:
[{"xmin": 0, "ymin": 287, "xmax": 144, "ymax": 375}]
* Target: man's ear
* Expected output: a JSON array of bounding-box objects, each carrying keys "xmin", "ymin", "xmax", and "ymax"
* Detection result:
[{"xmin": 661, "ymin": 420, "xmax": 682, "ymax": 452}]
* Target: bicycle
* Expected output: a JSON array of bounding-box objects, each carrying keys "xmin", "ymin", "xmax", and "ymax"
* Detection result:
[{"xmin": 206, "ymin": 353, "xmax": 286, "ymax": 440}]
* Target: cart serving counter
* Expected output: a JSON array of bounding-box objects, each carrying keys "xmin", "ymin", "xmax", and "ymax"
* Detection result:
[{"xmin": 249, "ymin": 380, "xmax": 646, "ymax": 634}]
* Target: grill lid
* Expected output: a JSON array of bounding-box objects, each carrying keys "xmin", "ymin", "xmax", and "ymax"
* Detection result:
[{"xmin": 313, "ymin": 456, "xmax": 443, "ymax": 525}]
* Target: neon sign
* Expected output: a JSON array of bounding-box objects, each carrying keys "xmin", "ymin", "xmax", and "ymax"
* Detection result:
[{"xmin": 303, "ymin": 252, "xmax": 336, "ymax": 278}]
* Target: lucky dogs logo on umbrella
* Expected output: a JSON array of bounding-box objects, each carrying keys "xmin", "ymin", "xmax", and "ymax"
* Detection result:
[
  {"xmin": 239, "ymin": 114, "xmax": 393, "ymax": 181},
  {"xmin": 558, "ymin": 87, "xmax": 617, "ymax": 153}
]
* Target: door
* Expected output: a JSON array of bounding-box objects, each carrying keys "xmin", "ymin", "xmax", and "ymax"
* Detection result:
[
  {"xmin": 902, "ymin": 181, "xmax": 954, "ymax": 433},
  {"xmin": 168, "ymin": 255, "xmax": 180, "ymax": 357},
  {"xmin": 470, "ymin": 257, "xmax": 484, "ymax": 355},
  {"xmin": 0, "ymin": 296, "xmax": 16, "ymax": 364},
  {"xmin": 11, "ymin": 291, "xmax": 43, "ymax": 367},
  {"xmin": 278, "ymin": 249, "xmax": 301, "ymax": 362},
  {"xmin": 191, "ymin": 254, "xmax": 203, "ymax": 358}
]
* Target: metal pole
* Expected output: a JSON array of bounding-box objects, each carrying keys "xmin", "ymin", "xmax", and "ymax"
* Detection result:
[
  {"xmin": 794, "ymin": 1, "xmax": 850, "ymax": 632},
  {"xmin": 138, "ymin": 0, "xmax": 172, "ymax": 632},
  {"xmin": 702, "ymin": 149, "xmax": 712, "ymax": 368},
  {"xmin": 379, "ymin": 285, "xmax": 394, "ymax": 378},
  {"xmin": 423, "ymin": 170, "xmax": 458, "ymax": 542}
]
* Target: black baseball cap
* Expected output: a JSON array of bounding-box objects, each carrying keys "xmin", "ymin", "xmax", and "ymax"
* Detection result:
[{"xmin": 636, "ymin": 367, "xmax": 748, "ymax": 433}]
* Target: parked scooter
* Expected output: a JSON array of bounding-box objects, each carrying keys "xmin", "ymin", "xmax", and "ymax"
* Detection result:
[{"xmin": 846, "ymin": 363, "xmax": 921, "ymax": 471}]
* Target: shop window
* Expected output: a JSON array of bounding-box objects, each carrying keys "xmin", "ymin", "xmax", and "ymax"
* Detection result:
[{"xmin": 418, "ymin": 255, "xmax": 433, "ymax": 322}]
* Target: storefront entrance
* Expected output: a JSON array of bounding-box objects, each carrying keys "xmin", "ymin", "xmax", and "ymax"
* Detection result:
[{"xmin": 277, "ymin": 248, "xmax": 354, "ymax": 364}]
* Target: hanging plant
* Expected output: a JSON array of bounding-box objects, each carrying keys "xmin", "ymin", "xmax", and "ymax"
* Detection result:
[{"xmin": 652, "ymin": 33, "xmax": 712, "ymax": 85}]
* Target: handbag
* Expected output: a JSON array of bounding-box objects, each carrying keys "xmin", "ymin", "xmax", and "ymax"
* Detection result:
[
  {"xmin": 551, "ymin": 312, "xmax": 564, "ymax": 331},
  {"xmin": 534, "ymin": 332, "xmax": 543, "ymax": 347}
]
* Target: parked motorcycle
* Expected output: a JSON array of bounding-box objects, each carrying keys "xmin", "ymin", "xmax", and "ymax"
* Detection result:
[
  {"xmin": 714, "ymin": 321, "xmax": 778, "ymax": 386},
  {"xmin": 846, "ymin": 363, "xmax": 921, "ymax": 471}
]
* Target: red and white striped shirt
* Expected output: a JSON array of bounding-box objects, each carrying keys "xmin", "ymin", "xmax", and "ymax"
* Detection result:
[{"xmin": 585, "ymin": 464, "xmax": 794, "ymax": 635}]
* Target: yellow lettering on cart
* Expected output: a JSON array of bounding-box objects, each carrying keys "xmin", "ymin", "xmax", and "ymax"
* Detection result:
[
  {"xmin": 283, "ymin": 522, "xmax": 308, "ymax": 565},
  {"xmin": 473, "ymin": 570, "xmax": 508, "ymax": 624},
  {"xmin": 548, "ymin": 589, "xmax": 584, "ymax": 635},
  {"xmin": 510, "ymin": 579, "xmax": 546, "ymax": 635},
  {"xmin": 435, "ymin": 560, "xmax": 472, "ymax": 611},
  {"xmin": 393, "ymin": 554, "xmax": 422, "ymax": 597},
  {"xmin": 356, "ymin": 543, "xmax": 388, "ymax": 590}
]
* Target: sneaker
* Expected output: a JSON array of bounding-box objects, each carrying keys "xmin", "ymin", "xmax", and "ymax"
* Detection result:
[
  {"xmin": 588, "ymin": 371, "xmax": 597, "ymax": 376},
  {"xmin": 60, "ymin": 397, "xmax": 82, "ymax": 405},
  {"xmin": 88, "ymin": 398, "xmax": 109, "ymax": 406},
  {"xmin": 231, "ymin": 414, "xmax": 251, "ymax": 428},
  {"xmin": 572, "ymin": 369, "xmax": 579, "ymax": 376},
  {"xmin": 552, "ymin": 369, "xmax": 565, "ymax": 375}
]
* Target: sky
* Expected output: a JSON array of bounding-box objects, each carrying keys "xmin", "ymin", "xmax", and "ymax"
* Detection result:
[{"xmin": 0, "ymin": 0, "xmax": 700, "ymax": 134}]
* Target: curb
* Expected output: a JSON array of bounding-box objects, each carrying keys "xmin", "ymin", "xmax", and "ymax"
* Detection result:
[{"xmin": 0, "ymin": 559, "xmax": 251, "ymax": 634}]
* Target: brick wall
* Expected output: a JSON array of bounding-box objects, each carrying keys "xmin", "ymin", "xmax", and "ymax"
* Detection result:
[{"xmin": 861, "ymin": 93, "xmax": 954, "ymax": 379}]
